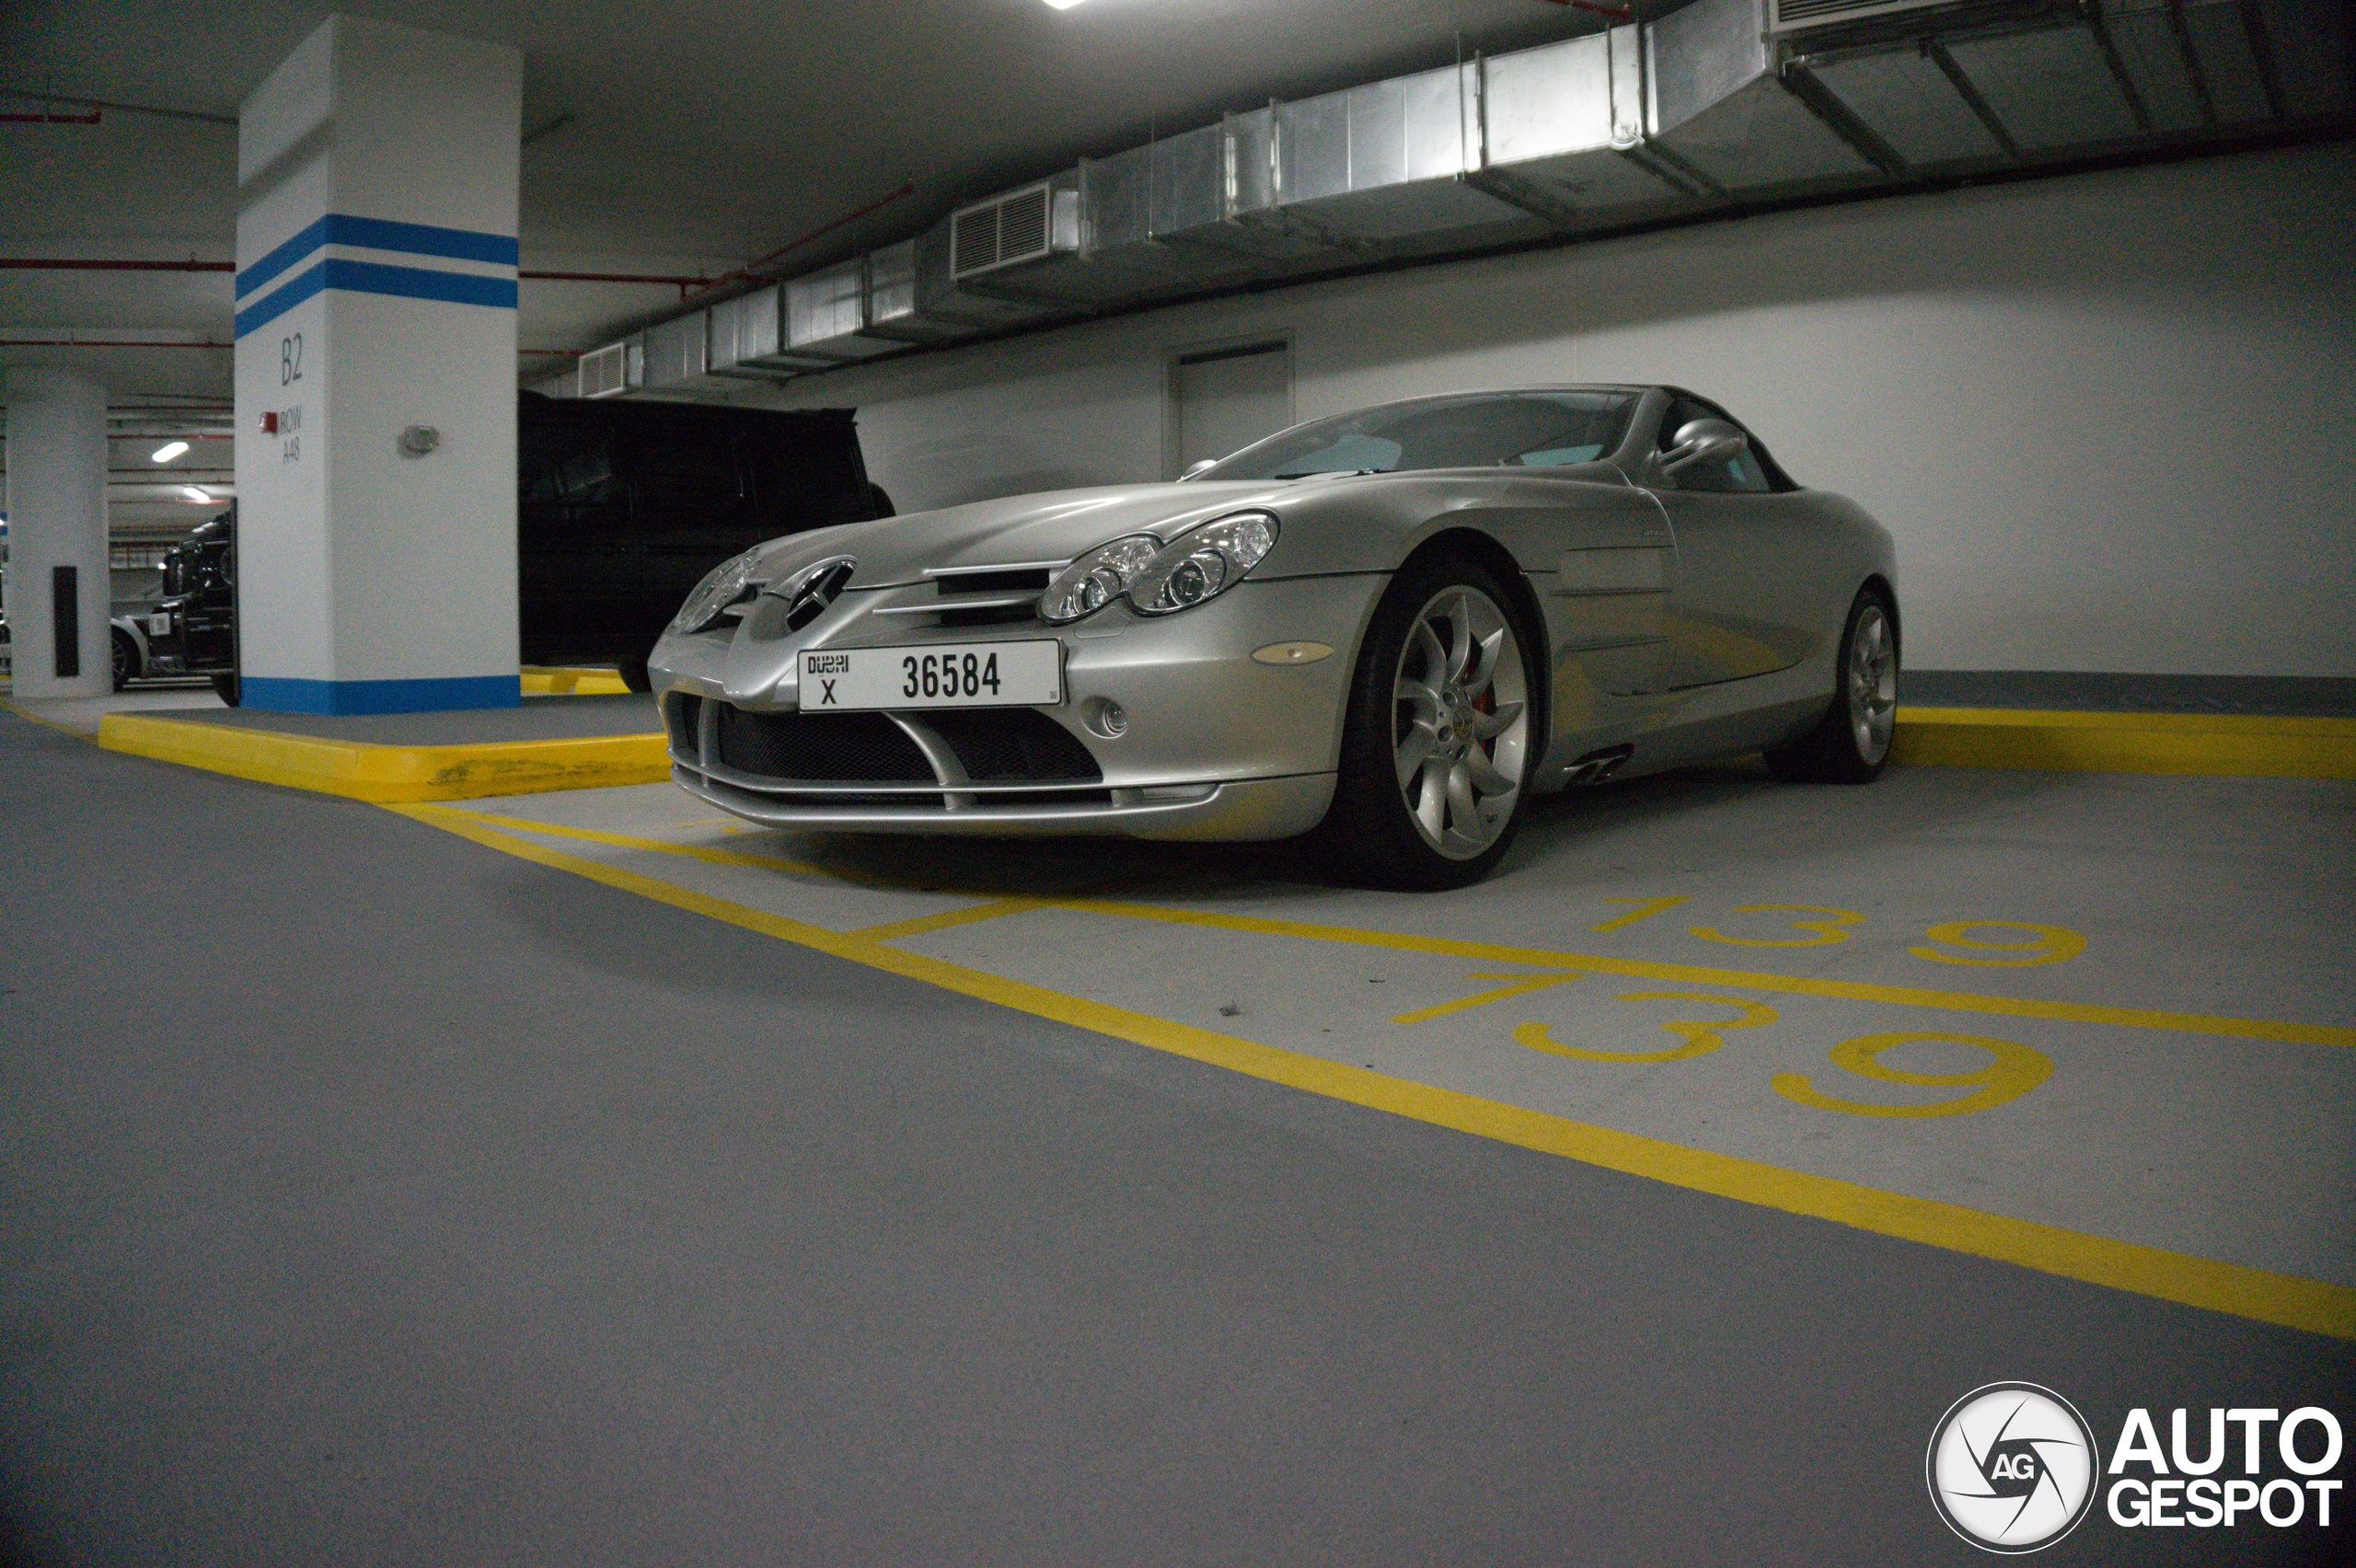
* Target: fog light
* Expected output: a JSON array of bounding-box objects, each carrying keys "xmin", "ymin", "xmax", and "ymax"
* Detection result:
[{"xmin": 1085, "ymin": 698, "xmax": 1128, "ymax": 739}]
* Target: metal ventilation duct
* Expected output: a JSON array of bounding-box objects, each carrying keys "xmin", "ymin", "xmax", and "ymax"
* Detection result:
[
  {"xmin": 860, "ymin": 239, "xmax": 983, "ymax": 345},
  {"xmin": 1475, "ymin": 26, "xmax": 1702, "ymax": 223},
  {"xmin": 785, "ymin": 259, "xmax": 906, "ymax": 361},
  {"xmin": 580, "ymin": 0, "xmax": 2347, "ymax": 398},
  {"xmin": 1264, "ymin": 63, "xmax": 1542, "ymax": 245},
  {"xmin": 1080, "ymin": 128, "xmax": 1274, "ymax": 287}
]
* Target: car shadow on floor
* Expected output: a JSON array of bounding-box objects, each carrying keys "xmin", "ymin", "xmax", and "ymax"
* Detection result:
[{"xmin": 690, "ymin": 758, "xmax": 2096, "ymax": 907}]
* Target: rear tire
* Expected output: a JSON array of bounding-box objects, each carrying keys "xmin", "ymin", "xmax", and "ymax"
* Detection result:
[
  {"xmin": 616, "ymin": 653, "xmax": 653, "ymax": 694},
  {"xmin": 211, "ymin": 671, "xmax": 241, "ymax": 707},
  {"xmin": 1764, "ymin": 586, "xmax": 1898, "ymax": 784},
  {"xmin": 1316, "ymin": 552, "xmax": 1538, "ymax": 891},
  {"xmin": 111, "ymin": 630, "xmax": 139, "ymax": 691}
]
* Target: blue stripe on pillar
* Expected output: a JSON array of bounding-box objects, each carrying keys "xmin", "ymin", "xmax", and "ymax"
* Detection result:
[
  {"xmin": 237, "ymin": 213, "xmax": 522, "ymax": 298},
  {"xmin": 233, "ymin": 259, "xmax": 521, "ymax": 338},
  {"xmin": 240, "ymin": 674, "xmax": 524, "ymax": 714}
]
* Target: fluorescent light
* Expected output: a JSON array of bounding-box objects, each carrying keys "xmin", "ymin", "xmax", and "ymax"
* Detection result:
[
  {"xmin": 150, "ymin": 440, "xmax": 190, "ymax": 463},
  {"xmin": 179, "ymin": 485, "xmax": 213, "ymax": 502},
  {"xmin": 1043, "ymin": 0, "xmax": 1091, "ymax": 8}
]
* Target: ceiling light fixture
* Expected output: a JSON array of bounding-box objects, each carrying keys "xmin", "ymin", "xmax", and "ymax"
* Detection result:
[
  {"xmin": 179, "ymin": 485, "xmax": 213, "ymax": 502},
  {"xmin": 150, "ymin": 440, "xmax": 189, "ymax": 462},
  {"xmin": 1042, "ymin": 0, "xmax": 1091, "ymax": 9}
]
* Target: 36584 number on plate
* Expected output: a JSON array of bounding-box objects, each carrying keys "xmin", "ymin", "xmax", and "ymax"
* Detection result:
[{"xmin": 801, "ymin": 640, "xmax": 1062, "ymax": 711}]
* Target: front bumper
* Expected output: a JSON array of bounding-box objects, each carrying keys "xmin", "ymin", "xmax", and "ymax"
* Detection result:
[{"xmin": 649, "ymin": 573, "xmax": 1382, "ymax": 842}]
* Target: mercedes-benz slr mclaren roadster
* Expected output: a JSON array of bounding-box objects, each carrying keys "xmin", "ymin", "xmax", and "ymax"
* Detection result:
[{"xmin": 649, "ymin": 386, "xmax": 1900, "ymax": 889}]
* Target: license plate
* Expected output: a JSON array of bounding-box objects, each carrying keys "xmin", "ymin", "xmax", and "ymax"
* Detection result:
[
  {"xmin": 801, "ymin": 640, "xmax": 1061, "ymax": 711},
  {"xmin": 147, "ymin": 614, "xmax": 171, "ymax": 636}
]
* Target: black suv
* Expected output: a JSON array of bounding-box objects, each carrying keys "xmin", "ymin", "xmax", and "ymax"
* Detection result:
[{"xmin": 151, "ymin": 392, "xmax": 891, "ymax": 702}]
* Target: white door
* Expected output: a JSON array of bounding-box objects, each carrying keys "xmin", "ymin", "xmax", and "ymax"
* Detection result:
[{"xmin": 1170, "ymin": 341, "xmax": 1290, "ymax": 478}]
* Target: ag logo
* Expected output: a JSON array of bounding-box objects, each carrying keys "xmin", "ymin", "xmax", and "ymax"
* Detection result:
[{"xmin": 1927, "ymin": 1383, "xmax": 2101, "ymax": 1553}]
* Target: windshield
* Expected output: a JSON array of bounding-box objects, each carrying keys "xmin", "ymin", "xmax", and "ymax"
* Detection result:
[{"xmin": 1197, "ymin": 390, "xmax": 1638, "ymax": 482}]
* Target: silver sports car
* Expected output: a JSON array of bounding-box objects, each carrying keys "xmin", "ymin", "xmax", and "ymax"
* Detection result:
[{"xmin": 649, "ymin": 385, "xmax": 1899, "ymax": 889}]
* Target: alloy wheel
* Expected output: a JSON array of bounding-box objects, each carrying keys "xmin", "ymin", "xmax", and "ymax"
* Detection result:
[
  {"xmin": 1391, "ymin": 585, "xmax": 1530, "ymax": 859},
  {"xmin": 1849, "ymin": 603, "xmax": 1898, "ymax": 763}
]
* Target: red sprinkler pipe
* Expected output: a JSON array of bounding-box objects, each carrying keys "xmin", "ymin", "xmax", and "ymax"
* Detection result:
[
  {"xmin": 0, "ymin": 338, "xmax": 229, "ymax": 349},
  {"xmin": 3, "ymin": 257, "xmax": 716, "ymax": 299},
  {"xmin": 685, "ymin": 179, "xmax": 918, "ymax": 305},
  {"xmin": 0, "ymin": 257, "xmax": 228, "ymax": 271}
]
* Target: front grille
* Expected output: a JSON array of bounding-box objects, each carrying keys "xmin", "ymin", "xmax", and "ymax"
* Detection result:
[
  {"xmin": 933, "ymin": 604, "xmax": 1040, "ymax": 629},
  {"xmin": 935, "ymin": 568, "xmax": 1051, "ymax": 595},
  {"xmin": 665, "ymin": 692, "xmax": 702, "ymax": 755},
  {"xmin": 928, "ymin": 709, "xmax": 1101, "ymax": 782},
  {"xmin": 715, "ymin": 708, "xmax": 934, "ymax": 781}
]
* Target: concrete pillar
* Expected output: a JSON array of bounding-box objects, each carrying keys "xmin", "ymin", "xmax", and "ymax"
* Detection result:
[
  {"xmin": 3, "ymin": 370, "xmax": 111, "ymax": 701},
  {"xmin": 232, "ymin": 14, "xmax": 523, "ymax": 714}
]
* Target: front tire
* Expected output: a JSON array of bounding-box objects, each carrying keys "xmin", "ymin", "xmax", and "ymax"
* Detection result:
[
  {"xmin": 1765, "ymin": 586, "xmax": 1898, "ymax": 784},
  {"xmin": 111, "ymin": 630, "xmax": 139, "ymax": 690},
  {"xmin": 1318, "ymin": 553, "xmax": 1537, "ymax": 891},
  {"xmin": 616, "ymin": 653, "xmax": 653, "ymax": 694}
]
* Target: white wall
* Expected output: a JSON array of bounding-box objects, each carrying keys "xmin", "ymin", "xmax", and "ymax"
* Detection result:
[{"xmin": 753, "ymin": 141, "xmax": 2356, "ymax": 677}]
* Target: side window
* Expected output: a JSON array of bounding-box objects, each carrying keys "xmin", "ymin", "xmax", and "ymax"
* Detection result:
[
  {"xmin": 626, "ymin": 429, "xmax": 745, "ymax": 521},
  {"xmin": 1658, "ymin": 397, "xmax": 1771, "ymax": 495},
  {"xmin": 746, "ymin": 437, "xmax": 871, "ymax": 532},
  {"xmin": 520, "ymin": 420, "xmax": 623, "ymax": 511}
]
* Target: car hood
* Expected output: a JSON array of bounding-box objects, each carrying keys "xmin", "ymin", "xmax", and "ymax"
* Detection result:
[{"xmin": 758, "ymin": 481, "xmax": 1297, "ymax": 590}]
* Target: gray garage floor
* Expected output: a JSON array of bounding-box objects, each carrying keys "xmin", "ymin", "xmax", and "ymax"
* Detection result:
[{"xmin": 2, "ymin": 706, "xmax": 2350, "ymax": 1566}]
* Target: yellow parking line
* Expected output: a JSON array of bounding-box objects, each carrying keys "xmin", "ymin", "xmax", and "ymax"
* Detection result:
[
  {"xmin": 438, "ymin": 808, "xmax": 2356, "ymax": 1052},
  {"xmin": 854, "ymin": 900, "xmax": 1050, "ymax": 940},
  {"xmin": 386, "ymin": 800, "xmax": 2356, "ymax": 1341},
  {"xmin": 0, "ymin": 696, "xmax": 88, "ymax": 738},
  {"xmin": 1057, "ymin": 898, "xmax": 2356, "ymax": 1051},
  {"xmin": 449, "ymin": 806, "xmax": 835, "ymax": 876},
  {"xmin": 1391, "ymin": 972, "xmax": 1585, "ymax": 1024}
]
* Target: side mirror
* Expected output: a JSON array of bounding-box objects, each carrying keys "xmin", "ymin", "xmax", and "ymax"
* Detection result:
[
  {"xmin": 1179, "ymin": 458, "xmax": 1218, "ymax": 480},
  {"xmin": 1658, "ymin": 418, "xmax": 1747, "ymax": 476}
]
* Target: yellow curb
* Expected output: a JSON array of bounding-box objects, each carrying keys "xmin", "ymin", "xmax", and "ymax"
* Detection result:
[
  {"xmin": 520, "ymin": 666, "xmax": 632, "ymax": 697},
  {"xmin": 64, "ymin": 698, "xmax": 2356, "ymax": 805},
  {"xmin": 1890, "ymin": 706, "xmax": 2356, "ymax": 778},
  {"xmin": 97, "ymin": 711, "xmax": 669, "ymax": 802}
]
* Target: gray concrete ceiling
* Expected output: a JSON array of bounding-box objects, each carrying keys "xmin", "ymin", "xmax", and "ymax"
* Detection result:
[{"xmin": 2, "ymin": 0, "xmax": 1611, "ymax": 415}]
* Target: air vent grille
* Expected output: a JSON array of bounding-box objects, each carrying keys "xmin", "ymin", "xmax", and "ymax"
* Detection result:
[
  {"xmin": 578, "ymin": 340, "xmax": 629, "ymax": 399},
  {"xmin": 947, "ymin": 180, "xmax": 1073, "ymax": 281},
  {"xmin": 998, "ymin": 188, "xmax": 1050, "ymax": 260},
  {"xmin": 953, "ymin": 208, "xmax": 998, "ymax": 274},
  {"xmin": 1766, "ymin": 0, "xmax": 1976, "ymax": 32}
]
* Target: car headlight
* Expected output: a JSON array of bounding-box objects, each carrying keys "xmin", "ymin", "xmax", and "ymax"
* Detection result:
[
  {"xmin": 1126, "ymin": 512, "xmax": 1278, "ymax": 615},
  {"xmin": 668, "ymin": 550, "xmax": 768, "ymax": 635},
  {"xmin": 1039, "ymin": 535, "xmax": 1162, "ymax": 624},
  {"xmin": 1038, "ymin": 512, "xmax": 1280, "ymax": 624}
]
